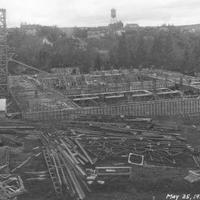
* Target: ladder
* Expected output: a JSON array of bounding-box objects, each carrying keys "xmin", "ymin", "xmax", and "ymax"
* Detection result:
[{"xmin": 42, "ymin": 148, "xmax": 63, "ymax": 199}]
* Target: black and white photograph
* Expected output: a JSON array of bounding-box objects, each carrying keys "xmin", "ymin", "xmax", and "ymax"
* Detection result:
[{"xmin": 1, "ymin": 0, "xmax": 200, "ymax": 199}]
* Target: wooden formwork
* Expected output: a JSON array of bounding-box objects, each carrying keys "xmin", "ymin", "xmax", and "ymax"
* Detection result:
[
  {"xmin": 130, "ymin": 80, "xmax": 174, "ymax": 91},
  {"xmin": 22, "ymin": 97, "xmax": 200, "ymax": 121},
  {"xmin": 65, "ymin": 80, "xmax": 175, "ymax": 96},
  {"xmin": 39, "ymin": 76, "xmax": 175, "ymax": 97}
]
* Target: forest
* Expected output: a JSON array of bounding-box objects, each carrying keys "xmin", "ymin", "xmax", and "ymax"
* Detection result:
[{"xmin": 7, "ymin": 25, "xmax": 200, "ymax": 74}]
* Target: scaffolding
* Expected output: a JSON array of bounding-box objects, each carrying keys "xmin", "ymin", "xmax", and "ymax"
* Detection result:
[
  {"xmin": 9, "ymin": 75, "xmax": 79, "ymax": 113},
  {"xmin": 0, "ymin": 9, "xmax": 8, "ymax": 97},
  {"xmin": 22, "ymin": 96, "xmax": 200, "ymax": 121}
]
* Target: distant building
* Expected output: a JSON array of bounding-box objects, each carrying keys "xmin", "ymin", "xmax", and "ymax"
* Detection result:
[
  {"xmin": 179, "ymin": 24, "xmax": 200, "ymax": 33},
  {"xmin": 158, "ymin": 25, "xmax": 169, "ymax": 32},
  {"xmin": 125, "ymin": 23, "xmax": 140, "ymax": 31},
  {"xmin": 60, "ymin": 27, "xmax": 75, "ymax": 38},
  {"xmin": 109, "ymin": 21, "xmax": 124, "ymax": 31},
  {"xmin": 87, "ymin": 30, "xmax": 107, "ymax": 39},
  {"xmin": 87, "ymin": 26, "xmax": 108, "ymax": 39},
  {"xmin": 74, "ymin": 38, "xmax": 87, "ymax": 50},
  {"xmin": 51, "ymin": 67, "xmax": 80, "ymax": 75},
  {"xmin": 42, "ymin": 37, "xmax": 53, "ymax": 46},
  {"xmin": 59, "ymin": 9, "xmax": 127, "ymax": 39},
  {"xmin": 20, "ymin": 23, "xmax": 41, "ymax": 35}
]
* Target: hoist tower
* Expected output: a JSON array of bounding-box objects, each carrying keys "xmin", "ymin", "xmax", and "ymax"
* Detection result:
[{"xmin": 0, "ymin": 9, "xmax": 8, "ymax": 97}]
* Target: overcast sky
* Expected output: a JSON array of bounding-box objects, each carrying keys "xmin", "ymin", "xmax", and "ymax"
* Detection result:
[{"xmin": 2, "ymin": 0, "xmax": 200, "ymax": 27}]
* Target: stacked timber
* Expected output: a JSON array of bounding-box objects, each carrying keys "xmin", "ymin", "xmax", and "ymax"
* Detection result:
[
  {"xmin": 41, "ymin": 132, "xmax": 91, "ymax": 200},
  {"xmin": 40, "ymin": 120, "xmax": 198, "ymax": 199}
]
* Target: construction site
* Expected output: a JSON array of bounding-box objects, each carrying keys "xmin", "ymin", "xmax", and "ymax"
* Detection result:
[{"xmin": 2, "ymin": 8, "xmax": 200, "ymax": 200}]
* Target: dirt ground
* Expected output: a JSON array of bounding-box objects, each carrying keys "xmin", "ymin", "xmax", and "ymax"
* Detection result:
[
  {"xmin": 8, "ymin": 132, "xmax": 56, "ymax": 200},
  {"xmin": 6, "ymin": 118, "xmax": 200, "ymax": 200}
]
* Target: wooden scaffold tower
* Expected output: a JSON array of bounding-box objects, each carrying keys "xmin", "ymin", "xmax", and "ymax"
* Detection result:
[{"xmin": 0, "ymin": 9, "xmax": 8, "ymax": 97}]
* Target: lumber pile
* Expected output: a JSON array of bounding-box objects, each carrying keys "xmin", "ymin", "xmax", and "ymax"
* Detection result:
[
  {"xmin": 40, "ymin": 118, "xmax": 197, "ymax": 199},
  {"xmin": 41, "ymin": 132, "xmax": 90, "ymax": 200},
  {"xmin": 0, "ymin": 175, "xmax": 25, "ymax": 200}
]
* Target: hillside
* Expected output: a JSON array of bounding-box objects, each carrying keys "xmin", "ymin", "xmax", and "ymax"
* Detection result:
[{"xmin": 7, "ymin": 24, "xmax": 200, "ymax": 74}]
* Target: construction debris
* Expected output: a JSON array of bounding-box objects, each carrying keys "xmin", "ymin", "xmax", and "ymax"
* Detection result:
[
  {"xmin": 40, "ymin": 118, "xmax": 198, "ymax": 199},
  {"xmin": 11, "ymin": 152, "xmax": 41, "ymax": 173},
  {"xmin": 0, "ymin": 175, "xmax": 25, "ymax": 200},
  {"xmin": 0, "ymin": 147, "xmax": 10, "ymax": 174},
  {"xmin": 25, "ymin": 171, "xmax": 48, "ymax": 181},
  {"xmin": 185, "ymin": 170, "xmax": 200, "ymax": 183},
  {"xmin": 2, "ymin": 7, "xmax": 200, "ymax": 200}
]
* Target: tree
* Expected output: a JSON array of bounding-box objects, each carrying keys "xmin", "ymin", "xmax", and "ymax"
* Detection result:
[
  {"xmin": 117, "ymin": 33, "xmax": 129, "ymax": 67},
  {"xmin": 94, "ymin": 54, "xmax": 102, "ymax": 71}
]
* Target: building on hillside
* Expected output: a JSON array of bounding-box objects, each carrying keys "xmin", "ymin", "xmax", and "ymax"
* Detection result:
[
  {"xmin": 179, "ymin": 24, "xmax": 200, "ymax": 33},
  {"xmin": 125, "ymin": 23, "xmax": 140, "ymax": 32},
  {"xmin": 42, "ymin": 37, "xmax": 53, "ymax": 46},
  {"xmin": 20, "ymin": 23, "xmax": 41, "ymax": 35},
  {"xmin": 109, "ymin": 21, "xmax": 124, "ymax": 32},
  {"xmin": 74, "ymin": 38, "xmax": 87, "ymax": 50},
  {"xmin": 59, "ymin": 9, "xmax": 127, "ymax": 39},
  {"xmin": 60, "ymin": 27, "xmax": 75, "ymax": 38},
  {"xmin": 87, "ymin": 29, "xmax": 107, "ymax": 39},
  {"xmin": 87, "ymin": 26, "xmax": 108, "ymax": 39},
  {"xmin": 51, "ymin": 67, "xmax": 80, "ymax": 75}
]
